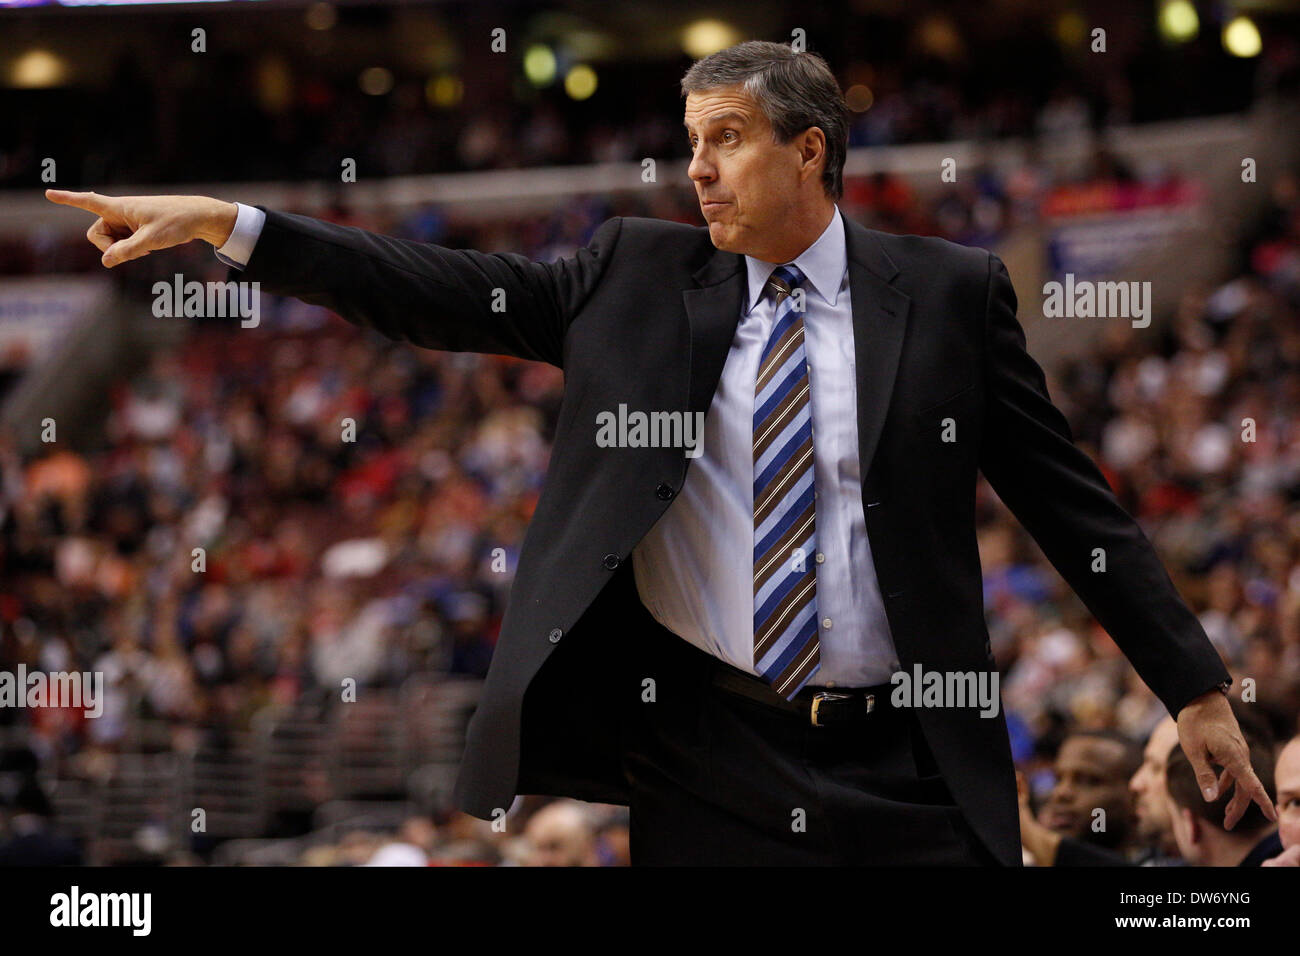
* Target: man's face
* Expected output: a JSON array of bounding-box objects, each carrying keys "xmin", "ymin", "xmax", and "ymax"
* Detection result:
[
  {"xmin": 683, "ymin": 85, "xmax": 816, "ymax": 261},
  {"xmin": 1040, "ymin": 736, "xmax": 1135, "ymax": 845},
  {"xmin": 1130, "ymin": 717, "xmax": 1179, "ymax": 848},
  {"xmin": 1275, "ymin": 739, "xmax": 1300, "ymax": 851},
  {"xmin": 523, "ymin": 810, "xmax": 593, "ymax": 867}
]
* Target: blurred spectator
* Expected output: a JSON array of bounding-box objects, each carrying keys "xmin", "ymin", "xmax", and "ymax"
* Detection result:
[
  {"xmin": 1126, "ymin": 717, "xmax": 1183, "ymax": 863},
  {"xmin": 1264, "ymin": 735, "xmax": 1300, "ymax": 865},
  {"xmin": 1020, "ymin": 717, "xmax": 1185, "ymax": 866},
  {"xmin": 1165, "ymin": 719, "xmax": 1280, "ymax": 866},
  {"xmin": 0, "ymin": 777, "xmax": 83, "ymax": 866},
  {"xmin": 520, "ymin": 799, "xmax": 598, "ymax": 867},
  {"xmin": 364, "ymin": 815, "xmax": 437, "ymax": 866},
  {"xmin": 1037, "ymin": 731, "xmax": 1141, "ymax": 852}
]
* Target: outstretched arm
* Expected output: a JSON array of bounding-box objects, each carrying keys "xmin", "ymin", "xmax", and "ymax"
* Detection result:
[
  {"xmin": 45, "ymin": 189, "xmax": 622, "ymax": 368},
  {"xmin": 977, "ymin": 252, "xmax": 1274, "ymax": 828}
]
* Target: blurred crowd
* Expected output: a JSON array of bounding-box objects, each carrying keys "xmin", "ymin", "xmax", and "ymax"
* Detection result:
[
  {"xmin": 1000, "ymin": 169, "xmax": 1300, "ymax": 867},
  {"xmin": 4, "ymin": 8, "xmax": 1296, "ymax": 191},
  {"xmin": 1, "ymin": 136, "xmax": 1182, "ymax": 288},
  {"xmin": 2, "ymin": 148, "xmax": 1300, "ymax": 863}
]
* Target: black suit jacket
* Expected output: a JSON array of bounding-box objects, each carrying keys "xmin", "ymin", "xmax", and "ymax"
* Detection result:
[{"xmin": 229, "ymin": 206, "xmax": 1231, "ymax": 865}]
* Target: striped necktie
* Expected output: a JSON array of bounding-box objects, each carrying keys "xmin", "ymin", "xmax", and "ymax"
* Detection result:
[{"xmin": 752, "ymin": 263, "xmax": 821, "ymax": 699}]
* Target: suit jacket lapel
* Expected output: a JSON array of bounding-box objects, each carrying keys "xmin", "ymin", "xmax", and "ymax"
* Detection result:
[
  {"xmin": 844, "ymin": 218, "xmax": 910, "ymax": 488},
  {"xmin": 681, "ymin": 248, "xmax": 745, "ymax": 422}
]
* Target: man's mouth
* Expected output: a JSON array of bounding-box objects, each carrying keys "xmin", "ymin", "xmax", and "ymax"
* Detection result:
[{"xmin": 1042, "ymin": 810, "xmax": 1075, "ymax": 830}]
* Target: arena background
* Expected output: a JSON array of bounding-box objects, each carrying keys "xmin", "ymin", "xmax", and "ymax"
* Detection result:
[{"xmin": 1, "ymin": 0, "xmax": 1299, "ymax": 867}]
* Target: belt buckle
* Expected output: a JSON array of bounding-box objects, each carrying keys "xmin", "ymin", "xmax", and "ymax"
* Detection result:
[{"xmin": 809, "ymin": 691, "xmax": 853, "ymax": 727}]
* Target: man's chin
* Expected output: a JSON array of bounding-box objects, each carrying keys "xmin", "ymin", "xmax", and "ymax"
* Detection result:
[
  {"xmin": 707, "ymin": 223, "xmax": 734, "ymax": 249},
  {"xmin": 1135, "ymin": 820, "xmax": 1169, "ymax": 846},
  {"xmin": 1041, "ymin": 813, "xmax": 1081, "ymax": 836}
]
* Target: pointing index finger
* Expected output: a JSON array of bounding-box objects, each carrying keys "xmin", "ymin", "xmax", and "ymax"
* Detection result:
[{"xmin": 44, "ymin": 189, "xmax": 114, "ymax": 216}]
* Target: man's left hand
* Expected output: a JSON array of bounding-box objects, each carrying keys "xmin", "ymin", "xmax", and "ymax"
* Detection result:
[{"xmin": 1176, "ymin": 689, "xmax": 1277, "ymax": 830}]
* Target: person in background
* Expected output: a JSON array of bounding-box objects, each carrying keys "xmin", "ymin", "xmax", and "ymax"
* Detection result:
[
  {"xmin": 363, "ymin": 815, "xmax": 439, "ymax": 866},
  {"xmin": 1019, "ymin": 720, "xmax": 1177, "ymax": 866},
  {"xmin": 0, "ymin": 777, "xmax": 83, "ymax": 867},
  {"xmin": 1123, "ymin": 717, "xmax": 1185, "ymax": 864},
  {"xmin": 521, "ymin": 800, "xmax": 599, "ymax": 867},
  {"xmin": 1166, "ymin": 720, "xmax": 1280, "ymax": 866},
  {"xmin": 1262, "ymin": 735, "xmax": 1300, "ymax": 867},
  {"xmin": 1037, "ymin": 731, "xmax": 1141, "ymax": 850}
]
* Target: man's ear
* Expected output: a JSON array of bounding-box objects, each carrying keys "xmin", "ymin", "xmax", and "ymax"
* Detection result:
[
  {"xmin": 798, "ymin": 127, "xmax": 826, "ymax": 183},
  {"xmin": 1170, "ymin": 805, "xmax": 1197, "ymax": 858}
]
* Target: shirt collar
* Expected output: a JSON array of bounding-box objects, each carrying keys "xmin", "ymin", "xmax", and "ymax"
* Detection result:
[{"xmin": 744, "ymin": 204, "xmax": 846, "ymax": 316}]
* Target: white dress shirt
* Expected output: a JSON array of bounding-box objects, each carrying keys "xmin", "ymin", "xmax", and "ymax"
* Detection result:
[
  {"xmin": 631, "ymin": 205, "xmax": 898, "ymax": 687},
  {"xmin": 213, "ymin": 202, "xmax": 266, "ymax": 270},
  {"xmin": 215, "ymin": 202, "xmax": 900, "ymax": 687}
]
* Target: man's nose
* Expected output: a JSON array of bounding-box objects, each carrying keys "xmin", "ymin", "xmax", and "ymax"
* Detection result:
[{"xmin": 687, "ymin": 147, "xmax": 714, "ymax": 184}]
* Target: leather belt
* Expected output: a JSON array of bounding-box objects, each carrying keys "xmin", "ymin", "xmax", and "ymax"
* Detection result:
[{"xmin": 710, "ymin": 663, "xmax": 896, "ymax": 727}]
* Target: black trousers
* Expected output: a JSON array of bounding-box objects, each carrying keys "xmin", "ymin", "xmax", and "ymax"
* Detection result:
[{"xmin": 619, "ymin": 618, "xmax": 1000, "ymax": 866}]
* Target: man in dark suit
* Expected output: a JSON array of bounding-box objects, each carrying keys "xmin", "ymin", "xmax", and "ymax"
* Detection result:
[{"xmin": 46, "ymin": 40, "xmax": 1274, "ymax": 865}]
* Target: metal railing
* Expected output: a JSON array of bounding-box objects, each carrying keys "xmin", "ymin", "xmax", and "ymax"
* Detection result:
[{"xmin": 9, "ymin": 671, "xmax": 481, "ymax": 865}]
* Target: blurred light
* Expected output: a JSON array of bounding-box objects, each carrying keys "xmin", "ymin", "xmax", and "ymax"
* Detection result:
[
  {"xmin": 1157, "ymin": 1, "xmax": 1198, "ymax": 43},
  {"xmin": 915, "ymin": 15, "xmax": 963, "ymax": 61},
  {"xmin": 845, "ymin": 84, "xmax": 874, "ymax": 112},
  {"xmin": 255, "ymin": 55, "xmax": 293, "ymax": 114},
  {"xmin": 421, "ymin": 36, "xmax": 459, "ymax": 71},
  {"xmin": 10, "ymin": 49, "xmax": 68, "ymax": 89},
  {"xmin": 564, "ymin": 64, "xmax": 597, "ymax": 100},
  {"xmin": 1223, "ymin": 16, "xmax": 1262, "ymax": 58},
  {"xmin": 682, "ymin": 19, "xmax": 742, "ymax": 58},
  {"xmin": 523, "ymin": 44, "xmax": 557, "ymax": 86},
  {"xmin": 305, "ymin": 2, "xmax": 336, "ymax": 31},
  {"xmin": 426, "ymin": 73, "xmax": 463, "ymax": 108},
  {"xmin": 1055, "ymin": 11, "xmax": 1087, "ymax": 48},
  {"xmin": 359, "ymin": 67, "xmax": 394, "ymax": 96},
  {"xmin": 563, "ymin": 29, "xmax": 617, "ymax": 61},
  {"xmin": 846, "ymin": 62, "xmax": 876, "ymax": 88}
]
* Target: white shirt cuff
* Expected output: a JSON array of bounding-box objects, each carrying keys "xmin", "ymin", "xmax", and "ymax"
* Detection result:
[{"xmin": 214, "ymin": 202, "xmax": 267, "ymax": 270}]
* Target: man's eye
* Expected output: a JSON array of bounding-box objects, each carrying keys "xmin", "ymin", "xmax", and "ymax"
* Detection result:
[{"xmin": 722, "ymin": 130, "xmax": 737, "ymax": 142}]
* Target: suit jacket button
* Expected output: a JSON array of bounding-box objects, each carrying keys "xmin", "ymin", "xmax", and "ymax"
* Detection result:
[
  {"xmin": 548, "ymin": 628, "xmax": 563, "ymax": 643},
  {"xmin": 603, "ymin": 554, "xmax": 620, "ymax": 570},
  {"xmin": 656, "ymin": 482, "xmax": 676, "ymax": 500}
]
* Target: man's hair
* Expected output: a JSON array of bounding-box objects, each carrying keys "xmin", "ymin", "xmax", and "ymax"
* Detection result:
[
  {"xmin": 1063, "ymin": 729, "xmax": 1143, "ymax": 780},
  {"xmin": 680, "ymin": 40, "xmax": 850, "ymax": 201},
  {"xmin": 1165, "ymin": 704, "xmax": 1276, "ymax": 834}
]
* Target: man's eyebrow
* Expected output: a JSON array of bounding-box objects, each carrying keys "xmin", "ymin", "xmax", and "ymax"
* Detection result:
[{"xmin": 683, "ymin": 111, "xmax": 749, "ymax": 133}]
